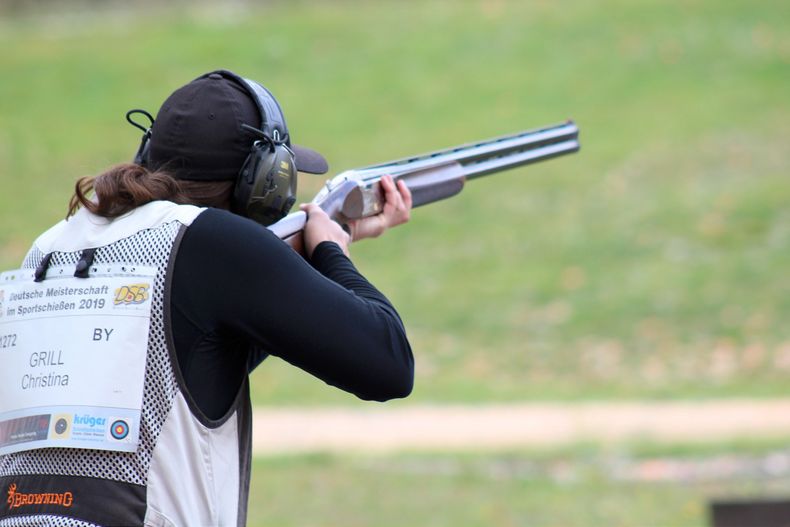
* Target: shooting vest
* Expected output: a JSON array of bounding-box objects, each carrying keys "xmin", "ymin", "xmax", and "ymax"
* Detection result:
[{"xmin": 0, "ymin": 201, "xmax": 252, "ymax": 527}]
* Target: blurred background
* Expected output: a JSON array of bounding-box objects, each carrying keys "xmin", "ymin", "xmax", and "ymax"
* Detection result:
[{"xmin": 1, "ymin": 0, "xmax": 788, "ymax": 525}]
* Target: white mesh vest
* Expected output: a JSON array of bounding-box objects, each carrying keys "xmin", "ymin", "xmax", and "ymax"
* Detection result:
[{"xmin": 0, "ymin": 201, "xmax": 252, "ymax": 527}]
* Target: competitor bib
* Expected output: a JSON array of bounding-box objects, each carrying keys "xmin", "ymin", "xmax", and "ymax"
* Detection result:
[{"xmin": 0, "ymin": 265, "xmax": 157, "ymax": 455}]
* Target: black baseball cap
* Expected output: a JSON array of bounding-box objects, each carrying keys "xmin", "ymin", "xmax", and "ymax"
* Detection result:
[{"xmin": 147, "ymin": 70, "xmax": 328, "ymax": 181}]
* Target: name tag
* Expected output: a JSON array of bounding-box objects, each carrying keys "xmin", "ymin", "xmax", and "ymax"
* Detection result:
[{"xmin": 0, "ymin": 265, "xmax": 157, "ymax": 455}]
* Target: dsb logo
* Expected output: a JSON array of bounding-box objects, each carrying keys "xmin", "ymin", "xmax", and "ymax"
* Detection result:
[{"xmin": 114, "ymin": 284, "xmax": 150, "ymax": 305}]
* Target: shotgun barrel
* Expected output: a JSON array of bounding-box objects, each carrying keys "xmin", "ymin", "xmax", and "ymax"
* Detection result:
[{"xmin": 352, "ymin": 120, "xmax": 579, "ymax": 180}]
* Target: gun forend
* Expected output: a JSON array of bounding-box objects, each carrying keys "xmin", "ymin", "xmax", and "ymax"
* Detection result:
[{"xmin": 340, "ymin": 162, "xmax": 465, "ymax": 218}]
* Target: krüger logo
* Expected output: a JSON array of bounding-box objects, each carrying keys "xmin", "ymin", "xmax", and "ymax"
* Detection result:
[
  {"xmin": 114, "ymin": 283, "xmax": 150, "ymax": 305},
  {"xmin": 6, "ymin": 483, "xmax": 73, "ymax": 510}
]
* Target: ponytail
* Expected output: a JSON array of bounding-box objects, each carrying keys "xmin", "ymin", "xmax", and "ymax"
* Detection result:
[{"xmin": 67, "ymin": 163, "xmax": 187, "ymax": 219}]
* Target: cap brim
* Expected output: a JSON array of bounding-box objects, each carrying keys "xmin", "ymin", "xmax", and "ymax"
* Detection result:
[{"xmin": 292, "ymin": 144, "xmax": 329, "ymax": 174}]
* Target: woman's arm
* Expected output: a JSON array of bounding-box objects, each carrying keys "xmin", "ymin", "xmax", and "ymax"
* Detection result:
[{"xmin": 171, "ymin": 209, "xmax": 413, "ymax": 405}]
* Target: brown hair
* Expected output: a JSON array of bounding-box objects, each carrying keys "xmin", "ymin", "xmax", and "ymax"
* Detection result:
[{"xmin": 68, "ymin": 163, "xmax": 235, "ymax": 218}]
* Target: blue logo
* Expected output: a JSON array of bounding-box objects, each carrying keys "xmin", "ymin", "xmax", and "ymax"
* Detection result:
[{"xmin": 73, "ymin": 414, "xmax": 107, "ymax": 428}]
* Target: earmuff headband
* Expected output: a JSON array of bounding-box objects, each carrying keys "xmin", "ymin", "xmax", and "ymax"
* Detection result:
[{"xmin": 195, "ymin": 70, "xmax": 289, "ymax": 146}]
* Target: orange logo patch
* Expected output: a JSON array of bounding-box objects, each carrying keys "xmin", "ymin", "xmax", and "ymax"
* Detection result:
[{"xmin": 6, "ymin": 483, "xmax": 73, "ymax": 510}]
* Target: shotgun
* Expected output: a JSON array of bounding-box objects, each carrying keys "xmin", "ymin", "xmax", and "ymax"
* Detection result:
[{"xmin": 268, "ymin": 120, "xmax": 580, "ymax": 251}]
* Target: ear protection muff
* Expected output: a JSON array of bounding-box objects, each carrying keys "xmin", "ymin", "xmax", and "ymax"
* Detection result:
[
  {"xmin": 227, "ymin": 73, "xmax": 298, "ymax": 226},
  {"xmin": 233, "ymin": 124, "xmax": 298, "ymax": 226},
  {"xmin": 191, "ymin": 70, "xmax": 297, "ymax": 226}
]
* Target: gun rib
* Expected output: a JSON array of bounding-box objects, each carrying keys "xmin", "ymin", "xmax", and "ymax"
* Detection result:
[
  {"xmin": 355, "ymin": 121, "xmax": 579, "ymax": 180},
  {"xmin": 462, "ymin": 139, "xmax": 580, "ymax": 179}
]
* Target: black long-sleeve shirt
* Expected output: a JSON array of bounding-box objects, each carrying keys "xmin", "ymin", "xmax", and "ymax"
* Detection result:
[{"xmin": 169, "ymin": 208, "xmax": 413, "ymax": 420}]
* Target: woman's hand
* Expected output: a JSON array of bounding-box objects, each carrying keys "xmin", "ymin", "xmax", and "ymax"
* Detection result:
[
  {"xmin": 348, "ymin": 175, "xmax": 412, "ymax": 241},
  {"xmin": 300, "ymin": 203, "xmax": 351, "ymax": 258},
  {"xmin": 298, "ymin": 175, "xmax": 411, "ymax": 258}
]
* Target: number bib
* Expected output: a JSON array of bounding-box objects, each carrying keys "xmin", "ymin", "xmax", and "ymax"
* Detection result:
[{"xmin": 0, "ymin": 265, "xmax": 157, "ymax": 455}]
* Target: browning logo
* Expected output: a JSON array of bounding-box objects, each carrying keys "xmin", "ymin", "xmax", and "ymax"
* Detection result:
[
  {"xmin": 114, "ymin": 283, "xmax": 150, "ymax": 306},
  {"xmin": 7, "ymin": 483, "xmax": 73, "ymax": 510}
]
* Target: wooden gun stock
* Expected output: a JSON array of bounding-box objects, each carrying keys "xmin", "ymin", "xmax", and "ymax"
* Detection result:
[{"xmin": 269, "ymin": 120, "xmax": 580, "ymax": 249}]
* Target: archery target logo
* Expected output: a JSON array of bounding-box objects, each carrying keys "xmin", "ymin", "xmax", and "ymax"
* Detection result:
[{"xmin": 108, "ymin": 419, "xmax": 130, "ymax": 441}]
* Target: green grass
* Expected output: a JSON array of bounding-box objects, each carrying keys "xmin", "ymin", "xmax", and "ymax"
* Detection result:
[
  {"xmin": 248, "ymin": 439, "xmax": 790, "ymax": 527},
  {"xmin": 0, "ymin": 0, "xmax": 789, "ymax": 403}
]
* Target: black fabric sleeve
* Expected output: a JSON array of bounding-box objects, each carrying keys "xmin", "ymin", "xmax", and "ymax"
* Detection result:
[{"xmin": 170, "ymin": 208, "xmax": 413, "ymax": 419}]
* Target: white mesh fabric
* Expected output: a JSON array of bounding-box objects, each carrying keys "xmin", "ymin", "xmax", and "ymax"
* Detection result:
[
  {"xmin": 0, "ymin": 221, "xmax": 183, "ymax": 486},
  {"xmin": 0, "ymin": 515, "xmax": 100, "ymax": 527}
]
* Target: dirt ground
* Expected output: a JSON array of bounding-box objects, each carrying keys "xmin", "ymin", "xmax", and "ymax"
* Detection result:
[{"xmin": 251, "ymin": 399, "xmax": 790, "ymax": 454}]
